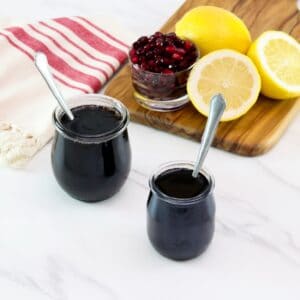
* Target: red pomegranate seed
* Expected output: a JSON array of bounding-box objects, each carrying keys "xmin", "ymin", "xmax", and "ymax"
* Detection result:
[
  {"xmin": 176, "ymin": 48, "xmax": 186, "ymax": 55},
  {"xmin": 131, "ymin": 55, "xmax": 139, "ymax": 64},
  {"xmin": 148, "ymin": 60, "xmax": 156, "ymax": 67},
  {"xmin": 140, "ymin": 62, "xmax": 148, "ymax": 70},
  {"xmin": 154, "ymin": 32, "xmax": 163, "ymax": 37},
  {"xmin": 129, "ymin": 48, "xmax": 136, "ymax": 57},
  {"xmin": 184, "ymin": 40, "xmax": 193, "ymax": 50},
  {"xmin": 137, "ymin": 36, "xmax": 149, "ymax": 45},
  {"xmin": 165, "ymin": 45, "xmax": 176, "ymax": 54},
  {"xmin": 172, "ymin": 53, "xmax": 183, "ymax": 60},
  {"xmin": 163, "ymin": 58, "xmax": 173, "ymax": 65}
]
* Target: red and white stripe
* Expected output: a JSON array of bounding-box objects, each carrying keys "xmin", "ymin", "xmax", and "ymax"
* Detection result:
[
  {"xmin": 43, "ymin": 19, "xmax": 123, "ymax": 68},
  {"xmin": 70, "ymin": 16, "xmax": 129, "ymax": 53},
  {"xmin": 54, "ymin": 17, "xmax": 128, "ymax": 60},
  {"xmin": 0, "ymin": 16, "xmax": 129, "ymax": 93},
  {"xmin": 24, "ymin": 25, "xmax": 106, "ymax": 82},
  {"xmin": 31, "ymin": 22, "xmax": 113, "ymax": 77},
  {"xmin": 0, "ymin": 29, "xmax": 93, "ymax": 93}
]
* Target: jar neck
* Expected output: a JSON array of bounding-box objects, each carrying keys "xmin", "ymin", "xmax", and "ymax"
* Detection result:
[
  {"xmin": 149, "ymin": 161, "xmax": 214, "ymax": 205},
  {"xmin": 53, "ymin": 94, "xmax": 130, "ymax": 144}
]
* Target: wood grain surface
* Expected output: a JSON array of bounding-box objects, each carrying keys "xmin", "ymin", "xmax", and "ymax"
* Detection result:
[{"xmin": 105, "ymin": 0, "xmax": 300, "ymax": 156}]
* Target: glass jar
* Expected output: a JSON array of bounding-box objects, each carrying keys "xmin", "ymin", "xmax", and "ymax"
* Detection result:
[
  {"xmin": 147, "ymin": 161, "xmax": 215, "ymax": 260},
  {"xmin": 130, "ymin": 59, "xmax": 196, "ymax": 112},
  {"xmin": 52, "ymin": 94, "xmax": 131, "ymax": 202}
]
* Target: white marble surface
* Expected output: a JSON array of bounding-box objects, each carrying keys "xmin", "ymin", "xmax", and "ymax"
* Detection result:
[{"xmin": 0, "ymin": 0, "xmax": 300, "ymax": 299}]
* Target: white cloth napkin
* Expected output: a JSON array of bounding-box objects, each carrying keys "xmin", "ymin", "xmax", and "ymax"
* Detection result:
[{"xmin": 0, "ymin": 15, "xmax": 133, "ymax": 167}]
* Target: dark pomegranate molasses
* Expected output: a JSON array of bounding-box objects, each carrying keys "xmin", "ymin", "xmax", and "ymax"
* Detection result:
[
  {"xmin": 147, "ymin": 162, "xmax": 215, "ymax": 260},
  {"xmin": 61, "ymin": 105, "xmax": 122, "ymax": 136},
  {"xmin": 52, "ymin": 95, "xmax": 131, "ymax": 202},
  {"xmin": 155, "ymin": 167, "xmax": 208, "ymax": 198}
]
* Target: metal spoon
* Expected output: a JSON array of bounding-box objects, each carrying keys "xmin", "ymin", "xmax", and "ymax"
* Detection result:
[
  {"xmin": 192, "ymin": 94, "xmax": 226, "ymax": 178},
  {"xmin": 34, "ymin": 52, "xmax": 74, "ymax": 121}
]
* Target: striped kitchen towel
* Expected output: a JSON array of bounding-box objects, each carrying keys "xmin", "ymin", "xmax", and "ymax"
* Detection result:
[{"xmin": 0, "ymin": 16, "xmax": 132, "ymax": 168}]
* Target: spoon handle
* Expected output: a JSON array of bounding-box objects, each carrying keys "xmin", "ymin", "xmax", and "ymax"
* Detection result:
[
  {"xmin": 192, "ymin": 94, "xmax": 226, "ymax": 178},
  {"xmin": 34, "ymin": 52, "xmax": 74, "ymax": 120}
]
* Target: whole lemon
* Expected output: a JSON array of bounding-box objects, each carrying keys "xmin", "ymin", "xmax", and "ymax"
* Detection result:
[{"xmin": 175, "ymin": 6, "xmax": 251, "ymax": 55}]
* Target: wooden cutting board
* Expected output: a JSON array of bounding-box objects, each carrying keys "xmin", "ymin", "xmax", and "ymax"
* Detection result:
[{"xmin": 105, "ymin": 0, "xmax": 300, "ymax": 156}]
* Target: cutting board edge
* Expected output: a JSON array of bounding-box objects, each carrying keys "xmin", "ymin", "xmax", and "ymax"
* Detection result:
[{"xmin": 128, "ymin": 103, "xmax": 298, "ymax": 157}]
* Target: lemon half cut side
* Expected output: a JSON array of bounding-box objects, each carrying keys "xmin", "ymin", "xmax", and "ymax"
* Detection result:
[
  {"xmin": 248, "ymin": 31, "xmax": 300, "ymax": 99},
  {"xmin": 187, "ymin": 49, "xmax": 261, "ymax": 121}
]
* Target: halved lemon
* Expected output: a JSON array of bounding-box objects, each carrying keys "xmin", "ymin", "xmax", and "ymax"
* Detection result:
[
  {"xmin": 187, "ymin": 49, "xmax": 261, "ymax": 121},
  {"xmin": 247, "ymin": 31, "xmax": 300, "ymax": 99}
]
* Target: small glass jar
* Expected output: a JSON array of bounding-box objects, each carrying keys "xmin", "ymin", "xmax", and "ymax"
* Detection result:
[
  {"xmin": 130, "ymin": 60, "xmax": 196, "ymax": 112},
  {"xmin": 52, "ymin": 94, "xmax": 131, "ymax": 202},
  {"xmin": 147, "ymin": 161, "xmax": 215, "ymax": 260}
]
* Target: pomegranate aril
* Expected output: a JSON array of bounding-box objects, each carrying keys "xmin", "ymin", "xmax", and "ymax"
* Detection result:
[
  {"xmin": 131, "ymin": 55, "xmax": 139, "ymax": 64},
  {"xmin": 172, "ymin": 53, "xmax": 183, "ymax": 60},
  {"xmin": 175, "ymin": 39, "xmax": 185, "ymax": 47},
  {"xmin": 145, "ymin": 50, "xmax": 154, "ymax": 58},
  {"xmin": 175, "ymin": 48, "xmax": 186, "ymax": 55},
  {"xmin": 137, "ymin": 36, "xmax": 149, "ymax": 45},
  {"xmin": 165, "ymin": 45, "xmax": 176, "ymax": 54},
  {"xmin": 184, "ymin": 40, "xmax": 193, "ymax": 50},
  {"xmin": 155, "ymin": 38, "xmax": 164, "ymax": 47},
  {"xmin": 143, "ymin": 44, "xmax": 151, "ymax": 51},
  {"xmin": 133, "ymin": 42, "xmax": 140, "ymax": 50},
  {"xmin": 153, "ymin": 47, "xmax": 161, "ymax": 55},
  {"xmin": 129, "ymin": 48, "xmax": 136, "ymax": 57},
  {"xmin": 163, "ymin": 58, "xmax": 173, "ymax": 65},
  {"xmin": 154, "ymin": 32, "xmax": 163, "ymax": 37},
  {"xmin": 135, "ymin": 48, "xmax": 143, "ymax": 55}
]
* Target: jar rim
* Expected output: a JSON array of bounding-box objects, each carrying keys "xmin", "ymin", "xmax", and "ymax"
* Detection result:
[
  {"xmin": 53, "ymin": 94, "xmax": 130, "ymax": 144},
  {"xmin": 149, "ymin": 160, "xmax": 215, "ymax": 205}
]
